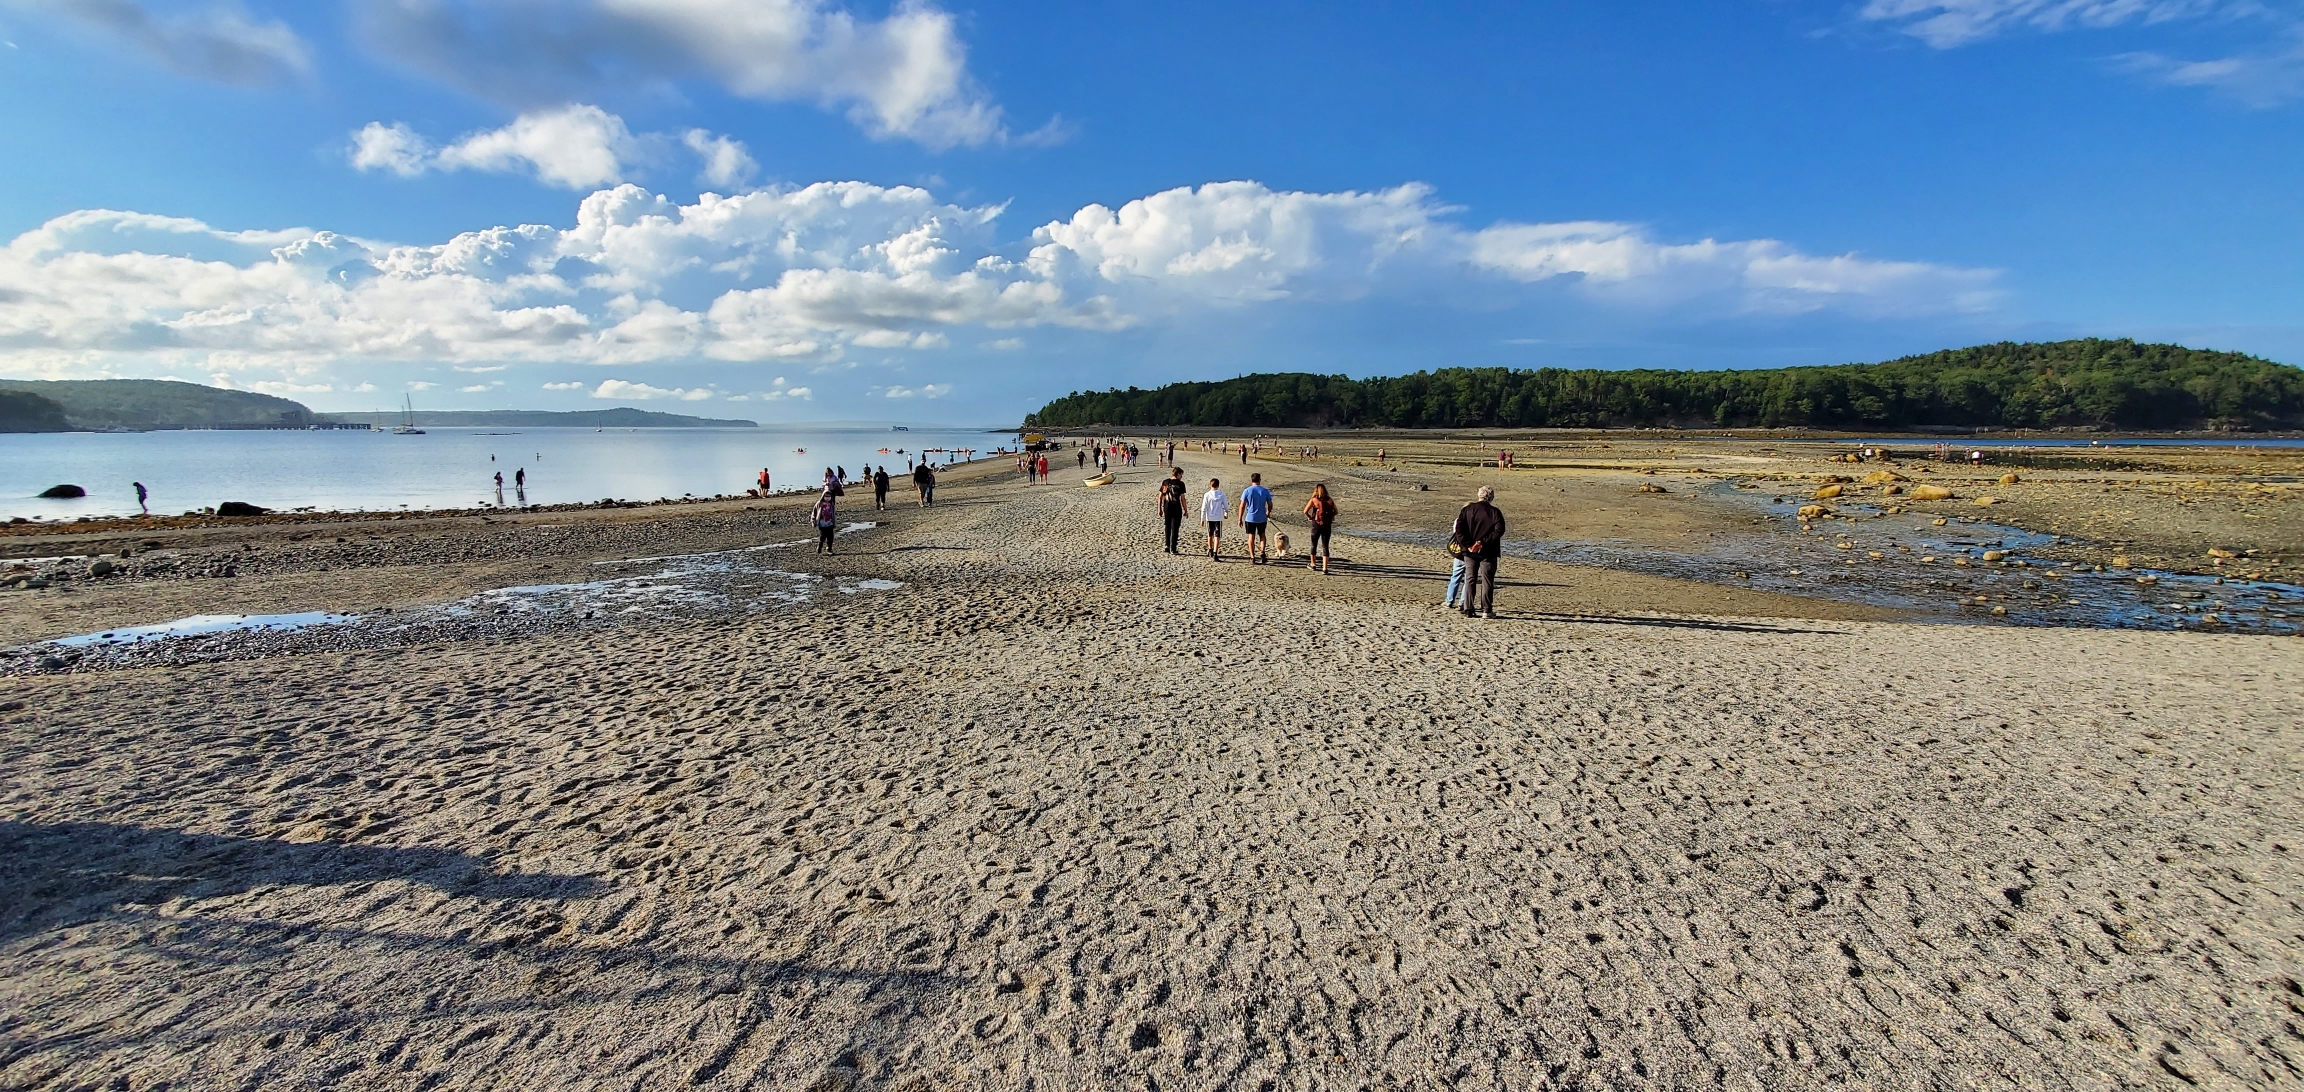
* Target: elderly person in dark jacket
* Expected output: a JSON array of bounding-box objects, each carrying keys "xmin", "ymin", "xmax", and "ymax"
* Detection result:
[{"xmin": 1451, "ymin": 486, "xmax": 1507, "ymax": 618}]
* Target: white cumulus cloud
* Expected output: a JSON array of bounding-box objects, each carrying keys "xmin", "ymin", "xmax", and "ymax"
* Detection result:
[
  {"xmin": 353, "ymin": 0, "xmax": 1012, "ymax": 148},
  {"xmin": 593, "ymin": 378, "xmax": 714, "ymax": 400},
  {"xmin": 682, "ymin": 129, "xmax": 759, "ymax": 189},
  {"xmin": 541, "ymin": 380, "xmax": 587, "ymax": 390},
  {"xmin": 353, "ymin": 105, "xmax": 638, "ymax": 190},
  {"xmin": 353, "ymin": 107, "xmax": 769, "ymax": 192}
]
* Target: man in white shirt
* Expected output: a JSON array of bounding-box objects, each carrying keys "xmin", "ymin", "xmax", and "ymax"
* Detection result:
[{"xmin": 1200, "ymin": 478, "xmax": 1228, "ymax": 560}]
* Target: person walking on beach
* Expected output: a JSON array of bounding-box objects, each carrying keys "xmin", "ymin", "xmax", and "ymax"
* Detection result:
[
  {"xmin": 1238, "ymin": 472, "xmax": 1273, "ymax": 564},
  {"xmin": 133, "ymin": 481, "xmax": 148, "ymax": 516},
  {"xmin": 1451, "ymin": 486, "xmax": 1506, "ymax": 619},
  {"xmin": 1077, "ymin": 449, "xmax": 1086, "ymax": 469},
  {"xmin": 873, "ymin": 466, "xmax": 890, "ymax": 510},
  {"xmin": 1200, "ymin": 478, "xmax": 1228, "ymax": 559},
  {"xmin": 1303, "ymin": 483, "xmax": 1337, "ymax": 574},
  {"xmin": 1157, "ymin": 468, "xmax": 1188, "ymax": 554},
  {"xmin": 913, "ymin": 461, "xmax": 935, "ymax": 506},
  {"xmin": 758, "ymin": 468, "xmax": 771, "ymax": 495},
  {"xmin": 1038, "ymin": 453, "xmax": 1051, "ymax": 482},
  {"xmin": 814, "ymin": 488, "xmax": 840, "ymax": 554},
  {"xmin": 1240, "ymin": 445, "xmax": 1249, "ymax": 466},
  {"xmin": 516, "ymin": 467, "xmax": 526, "ymax": 490}
]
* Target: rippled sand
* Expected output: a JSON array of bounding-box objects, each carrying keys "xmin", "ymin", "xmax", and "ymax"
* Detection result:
[{"xmin": 3, "ymin": 451, "xmax": 2300, "ymax": 1090}]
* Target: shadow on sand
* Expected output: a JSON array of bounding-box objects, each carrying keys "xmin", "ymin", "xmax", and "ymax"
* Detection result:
[
  {"xmin": 0, "ymin": 821, "xmax": 965, "ymax": 1084},
  {"xmin": 1510, "ymin": 612, "xmax": 1848, "ymax": 635},
  {"xmin": 1328, "ymin": 559, "xmax": 1566, "ymax": 589},
  {"xmin": 0, "ymin": 820, "xmax": 603, "ymax": 941}
]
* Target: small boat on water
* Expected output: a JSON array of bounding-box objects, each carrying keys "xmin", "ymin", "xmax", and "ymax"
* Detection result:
[
  {"xmin": 392, "ymin": 395, "xmax": 424, "ymax": 435},
  {"xmin": 891, "ymin": 426, "xmax": 909, "ymax": 431}
]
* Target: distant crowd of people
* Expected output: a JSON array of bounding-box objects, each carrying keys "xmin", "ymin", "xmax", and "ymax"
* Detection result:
[{"xmin": 767, "ymin": 433, "xmax": 1519, "ymax": 618}]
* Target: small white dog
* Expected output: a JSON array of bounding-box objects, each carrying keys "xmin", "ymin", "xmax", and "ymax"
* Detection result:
[{"xmin": 1274, "ymin": 532, "xmax": 1292, "ymax": 558}]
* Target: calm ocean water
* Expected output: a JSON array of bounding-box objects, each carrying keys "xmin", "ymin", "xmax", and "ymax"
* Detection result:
[{"xmin": 1, "ymin": 426, "xmax": 1007, "ymax": 521}]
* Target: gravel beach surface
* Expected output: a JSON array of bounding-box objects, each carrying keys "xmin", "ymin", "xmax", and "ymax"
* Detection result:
[{"xmin": 2, "ymin": 445, "xmax": 2300, "ymax": 1090}]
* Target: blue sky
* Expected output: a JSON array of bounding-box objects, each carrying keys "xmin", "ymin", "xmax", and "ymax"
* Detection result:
[{"xmin": 1, "ymin": 0, "xmax": 2298, "ymax": 424}]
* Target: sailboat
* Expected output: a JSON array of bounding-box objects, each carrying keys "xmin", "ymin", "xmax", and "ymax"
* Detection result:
[{"xmin": 392, "ymin": 394, "xmax": 425, "ymax": 435}]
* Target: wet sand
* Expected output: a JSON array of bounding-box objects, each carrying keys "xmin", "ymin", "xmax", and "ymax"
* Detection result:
[{"xmin": 3, "ymin": 442, "xmax": 2301, "ymax": 1089}]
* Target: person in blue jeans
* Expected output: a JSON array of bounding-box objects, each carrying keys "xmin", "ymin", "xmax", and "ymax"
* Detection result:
[
  {"xmin": 1238, "ymin": 472, "xmax": 1274, "ymax": 564},
  {"xmin": 1444, "ymin": 554, "xmax": 1468, "ymax": 610}
]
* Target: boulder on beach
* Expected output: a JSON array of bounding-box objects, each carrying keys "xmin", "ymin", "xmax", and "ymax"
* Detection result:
[
  {"xmin": 1911, "ymin": 485, "xmax": 1953, "ymax": 501},
  {"xmin": 1814, "ymin": 484, "xmax": 1843, "ymax": 499},
  {"xmin": 1862, "ymin": 470, "xmax": 1909, "ymax": 485},
  {"xmin": 38, "ymin": 484, "xmax": 85, "ymax": 499},
  {"xmin": 216, "ymin": 501, "xmax": 269, "ymax": 517},
  {"xmin": 1974, "ymin": 496, "xmax": 2001, "ymax": 506},
  {"xmin": 1796, "ymin": 503, "xmax": 1832, "ymax": 519},
  {"xmin": 1999, "ymin": 472, "xmax": 2022, "ymax": 485},
  {"xmin": 1637, "ymin": 483, "xmax": 1668, "ymax": 493}
]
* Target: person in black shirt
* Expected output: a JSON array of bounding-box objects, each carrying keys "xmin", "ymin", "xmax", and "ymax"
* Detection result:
[
  {"xmin": 1451, "ymin": 486, "xmax": 1507, "ymax": 618},
  {"xmin": 1156, "ymin": 468, "xmax": 1188, "ymax": 554},
  {"xmin": 912, "ymin": 462, "xmax": 935, "ymax": 506},
  {"xmin": 872, "ymin": 465, "xmax": 890, "ymax": 510}
]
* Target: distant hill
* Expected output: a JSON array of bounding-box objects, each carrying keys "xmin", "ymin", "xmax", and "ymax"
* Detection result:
[
  {"xmin": 324, "ymin": 407, "xmax": 758, "ymax": 428},
  {"xmin": 0, "ymin": 389, "xmax": 70, "ymax": 433},
  {"xmin": 1024, "ymin": 339, "xmax": 2304, "ymax": 431},
  {"xmin": 0, "ymin": 379, "xmax": 319, "ymax": 431}
]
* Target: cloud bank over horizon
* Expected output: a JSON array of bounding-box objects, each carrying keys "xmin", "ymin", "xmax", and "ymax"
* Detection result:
[{"xmin": 0, "ymin": 178, "xmax": 2001, "ymax": 399}]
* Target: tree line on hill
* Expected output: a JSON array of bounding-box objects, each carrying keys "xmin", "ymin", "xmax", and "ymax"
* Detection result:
[
  {"xmin": 0, "ymin": 379, "xmax": 761, "ymax": 432},
  {"xmin": 1023, "ymin": 340, "xmax": 2304, "ymax": 432},
  {"xmin": 0, "ymin": 379, "xmax": 315, "ymax": 432}
]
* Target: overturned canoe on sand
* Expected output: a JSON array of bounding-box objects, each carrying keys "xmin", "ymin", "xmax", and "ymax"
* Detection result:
[{"xmin": 1083, "ymin": 472, "xmax": 1115, "ymax": 487}]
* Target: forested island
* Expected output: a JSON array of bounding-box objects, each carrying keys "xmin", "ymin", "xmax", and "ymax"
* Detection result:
[
  {"xmin": 0, "ymin": 389, "xmax": 70, "ymax": 432},
  {"xmin": 1024, "ymin": 340, "xmax": 2304, "ymax": 432},
  {"xmin": 0, "ymin": 379, "xmax": 760, "ymax": 432},
  {"xmin": 0, "ymin": 379, "xmax": 319, "ymax": 431}
]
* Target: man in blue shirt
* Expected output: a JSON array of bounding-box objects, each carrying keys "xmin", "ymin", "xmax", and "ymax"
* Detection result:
[{"xmin": 1238, "ymin": 472, "xmax": 1275, "ymax": 565}]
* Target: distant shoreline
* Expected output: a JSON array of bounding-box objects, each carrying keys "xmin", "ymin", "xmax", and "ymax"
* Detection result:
[{"xmin": 1030, "ymin": 424, "xmax": 2304, "ymax": 444}]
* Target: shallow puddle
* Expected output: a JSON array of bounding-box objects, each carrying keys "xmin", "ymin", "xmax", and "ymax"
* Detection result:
[
  {"xmin": 52, "ymin": 612, "xmax": 358, "ymax": 648},
  {"xmin": 1353, "ymin": 486, "xmax": 2301, "ymax": 634},
  {"xmin": 28, "ymin": 525, "xmax": 907, "ymax": 666}
]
